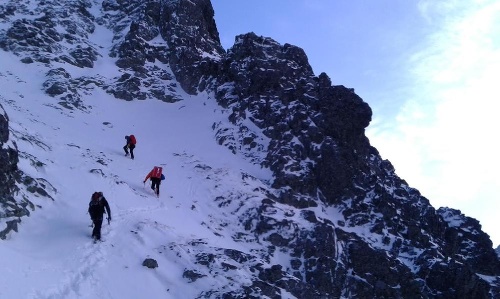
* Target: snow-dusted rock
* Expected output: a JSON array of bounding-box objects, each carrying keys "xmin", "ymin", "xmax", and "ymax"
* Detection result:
[
  {"xmin": 0, "ymin": 103, "xmax": 19, "ymax": 205},
  {"xmin": 0, "ymin": 104, "xmax": 22, "ymax": 239},
  {"xmin": 0, "ymin": 103, "xmax": 56, "ymax": 239},
  {"xmin": 142, "ymin": 258, "xmax": 158, "ymax": 269}
]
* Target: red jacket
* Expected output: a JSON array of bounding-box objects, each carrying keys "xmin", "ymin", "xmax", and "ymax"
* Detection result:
[{"xmin": 144, "ymin": 166, "xmax": 162, "ymax": 181}]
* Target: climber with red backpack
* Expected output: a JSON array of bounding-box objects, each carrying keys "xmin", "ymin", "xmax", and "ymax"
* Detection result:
[
  {"xmin": 123, "ymin": 135, "xmax": 136, "ymax": 159},
  {"xmin": 143, "ymin": 166, "xmax": 165, "ymax": 197}
]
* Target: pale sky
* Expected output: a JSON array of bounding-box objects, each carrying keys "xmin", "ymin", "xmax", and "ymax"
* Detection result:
[{"xmin": 211, "ymin": 0, "xmax": 500, "ymax": 247}]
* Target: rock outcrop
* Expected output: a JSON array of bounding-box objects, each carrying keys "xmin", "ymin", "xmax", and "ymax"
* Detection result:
[
  {"xmin": 0, "ymin": 104, "xmax": 16, "ymax": 195},
  {"xmin": 215, "ymin": 33, "xmax": 373, "ymax": 206},
  {"xmin": 0, "ymin": 103, "xmax": 21, "ymax": 239},
  {"xmin": 0, "ymin": 102, "xmax": 56, "ymax": 239}
]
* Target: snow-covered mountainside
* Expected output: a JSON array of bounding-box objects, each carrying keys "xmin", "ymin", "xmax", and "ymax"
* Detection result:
[{"xmin": 1, "ymin": 0, "xmax": 499, "ymax": 298}]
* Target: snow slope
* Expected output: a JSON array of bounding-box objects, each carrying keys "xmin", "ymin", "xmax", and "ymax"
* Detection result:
[{"xmin": 0, "ymin": 49, "xmax": 274, "ymax": 298}]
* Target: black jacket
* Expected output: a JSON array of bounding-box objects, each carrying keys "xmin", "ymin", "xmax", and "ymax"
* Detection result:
[{"xmin": 88, "ymin": 195, "xmax": 111, "ymax": 220}]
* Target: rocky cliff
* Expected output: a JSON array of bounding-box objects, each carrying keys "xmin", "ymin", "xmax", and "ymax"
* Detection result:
[
  {"xmin": 0, "ymin": 103, "xmax": 21, "ymax": 238},
  {"xmin": 0, "ymin": 0, "xmax": 499, "ymax": 298},
  {"xmin": 0, "ymin": 101, "xmax": 56, "ymax": 239}
]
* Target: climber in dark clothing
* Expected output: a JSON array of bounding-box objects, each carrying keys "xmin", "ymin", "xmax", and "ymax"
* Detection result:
[
  {"xmin": 123, "ymin": 135, "xmax": 136, "ymax": 160},
  {"xmin": 88, "ymin": 192, "xmax": 111, "ymax": 241}
]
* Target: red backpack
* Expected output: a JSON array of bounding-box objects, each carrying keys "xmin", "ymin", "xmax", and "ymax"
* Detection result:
[
  {"xmin": 91, "ymin": 192, "xmax": 102, "ymax": 201},
  {"xmin": 129, "ymin": 135, "xmax": 136, "ymax": 145},
  {"xmin": 152, "ymin": 166, "xmax": 162, "ymax": 178}
]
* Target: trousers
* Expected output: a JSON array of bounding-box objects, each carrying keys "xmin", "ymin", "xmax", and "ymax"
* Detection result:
[
  {"xmin": 92, "ymin": 218, "xmax": 103, "ymax": 240},
  {"xmin": 123, "ymin": 144, "xmax": 135, "ymax": 159},
  {"xmin": 150, "ymin": 177, "xmax": 161, "ymax": 195}
]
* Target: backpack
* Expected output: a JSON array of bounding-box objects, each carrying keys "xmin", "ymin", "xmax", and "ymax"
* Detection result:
[
  {"xmin": 129, "ymin": 135, "xmax": 136, "ymax": 145},
  {"xmin": 89, "ymin": 192, "xmax": 104, "ymax": 218},
  {"xmin": 91, "ymin": 192, "xmax": 101, "ymax": 202},
  {"xmin": 152, "ymin": 166, "xmax": 162, "ymax": 178}
]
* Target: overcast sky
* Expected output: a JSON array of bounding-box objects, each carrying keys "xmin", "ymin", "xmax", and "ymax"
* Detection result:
[{"xmin": 211, "ymin": 0, "xmax": 500, "ymax": 246}]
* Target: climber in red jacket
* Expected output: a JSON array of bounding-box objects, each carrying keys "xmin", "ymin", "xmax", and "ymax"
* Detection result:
[{"xmin": 143, "ymin": 166, "xmax": 165, "ymax": 197}]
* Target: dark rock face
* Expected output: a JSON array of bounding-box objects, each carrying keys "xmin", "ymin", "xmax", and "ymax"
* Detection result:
[
  {"xmin": 437, "ymin": 208, "xmax": 500, "ymax": 275},
  {"xmin": 0, "ymin": 104, "xmax": 18, "ymax": 200},
  {"xmin": 0, "ymin": 104, "xmax": 56, "ymax": 239},
  {"xmin": 0, "ymin": 104, "xmax": 21, "ymax": 239},
  {"xmin": 204, "ymin": 12, "xmax": 499, "ymax": 299},
  {"xmin": 215, "ymin": 32, "xmax": 372, "ymax": 205},
  {"xmin": 0, "ymin": 0, "xmax": 97, "ymax": 67},
  {"xmin": 159, "ymin": 162, "xmax": 500, "ymax": 298},
  {"xmin": 100, "ymin": 0, "xmax": 224, "ymax": 101},
  {"xmin": 42, "ymin": 68, "xmax": 99, "ymax": 111},
  {"xmin": 142, "ymin": 258, "xmax": 159, "ymax": 269},
  {"xmin": 101, "ymin": 0, "xmax": 180, "ymax": 102},
  {"xmin": 159, "ymin": 0, "xmax": 225, "ymax": 94}
]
